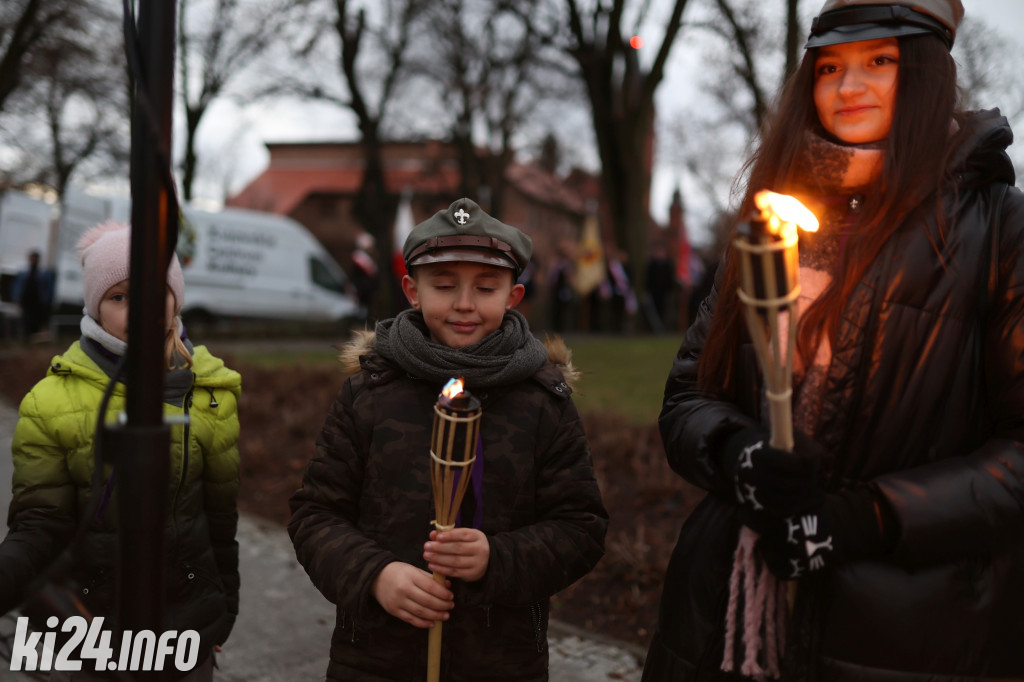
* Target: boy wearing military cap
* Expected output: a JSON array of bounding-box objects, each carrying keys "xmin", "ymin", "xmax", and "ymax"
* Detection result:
[{"xmin": 289, "ymin": 198, "xmax": 608, "ymax": 681}]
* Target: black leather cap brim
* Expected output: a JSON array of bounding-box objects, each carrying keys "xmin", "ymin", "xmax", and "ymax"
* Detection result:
[{"xmin": 805, "ymin": 22, "xmax": 931, "ymax": 48}]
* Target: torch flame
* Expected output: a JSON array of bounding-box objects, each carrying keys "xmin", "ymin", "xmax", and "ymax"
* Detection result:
[
  {"xmin": 754, "ymin": 191, "xmax": 819, "ymax": 240},
  {"xmin": 441, "ymin": 378, "xmax": 465, "ymax": 399}
]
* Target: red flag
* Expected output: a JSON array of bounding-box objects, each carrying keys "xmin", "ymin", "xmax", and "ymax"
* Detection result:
[
  {"xmin": 669, "ymin": 189, "xmax": 692, "ymax": 286},
  {"xmin": 392, "ymin": 192, "xmax": 415, "ymax": 278},
  {"xmin": 676, "ymin": 238, "xmax": 692, "ymax": 287}
]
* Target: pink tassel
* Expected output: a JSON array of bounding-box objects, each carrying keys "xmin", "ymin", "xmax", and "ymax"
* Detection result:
[
  {"xmin": 741, "ymin": 531, "xmax": 761, "ymax": 675},
  {"xmin": 722, "ymin": 529, "xmax": 745, "ymax": 669},
  {"xmin": 721, "ymin": 526, "xmax": 786, "ymax": 679}
]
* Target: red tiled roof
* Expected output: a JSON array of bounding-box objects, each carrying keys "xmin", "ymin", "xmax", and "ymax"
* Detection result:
[
  {"xmin": 228, "ymin": 166, "xmax": 464, "ymax": 215},
  {"xmin": 505, "ymin": 163, "xmax": 588, "ymax": 215},
  {"xmin": 227, "ymin": 141, "xmax": 598, "ymax": 219}
]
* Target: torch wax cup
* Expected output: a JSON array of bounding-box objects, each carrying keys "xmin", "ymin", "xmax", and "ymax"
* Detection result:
[
  {"xmin": 438, "ymin": 392, "xmax": 481, "ymax": 412},
  {"xmin": 740, "ymin": 216, "xmax": 772, "ymax": 301},
  {"xmin": 438, "ymin": 378, "xmax": 482, "ymax": 411},
  {"xmin": 738, "ymin": 214, "xmax": 794, "ymax": 299},
  {"xmin": 737, "ymin": 214, "xmax": 773, "ymax": 240},
  {"xmin": 773, "ymin": 250, "xmax": 789, "ymax": 298}
]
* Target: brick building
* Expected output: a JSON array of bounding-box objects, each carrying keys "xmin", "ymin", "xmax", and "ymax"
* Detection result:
[
  {"xmin": 226, "ymin": 140, "xmax": 589, "ymax": 276},
  {"xmin": 226, "ymin": 139, "xmax": 680, "ymax": 330}
]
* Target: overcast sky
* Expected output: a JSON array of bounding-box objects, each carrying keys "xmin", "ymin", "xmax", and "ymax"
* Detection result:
[{"xmin": 191, "ymin": 0, "xmax": 1024, "ymax": 237}]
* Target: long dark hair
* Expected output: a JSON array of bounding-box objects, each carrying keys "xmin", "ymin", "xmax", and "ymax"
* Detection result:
[{"xmin": 698, "ymin": 33, "xmax": 967, "ymax": 395}]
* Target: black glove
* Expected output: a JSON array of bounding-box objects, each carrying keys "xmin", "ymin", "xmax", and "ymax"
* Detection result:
[
  {"xmin": 720, "ymin": 427, "xmax": 824, "ymax": 518},
  {"xmin": 741, "ymin": 486, "xmax": 894, "ymax": 580}
]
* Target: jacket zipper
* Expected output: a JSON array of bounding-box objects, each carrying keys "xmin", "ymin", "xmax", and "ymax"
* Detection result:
[
  {"xmin": 176, "ymin": 390, "xmax": 193, "ymax": 509},
  {"xmin": 528, "ymin": 602, "xmax": 544, "ymax": 653},
  {"xmin": 170, "ymin": 389, "xmax": 193, "ymax": 556}
]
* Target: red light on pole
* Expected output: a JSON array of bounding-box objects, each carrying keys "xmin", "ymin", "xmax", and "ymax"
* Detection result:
[{"xmin": 630, "ymin": 35, "xmax": 644, "ymax": 49}]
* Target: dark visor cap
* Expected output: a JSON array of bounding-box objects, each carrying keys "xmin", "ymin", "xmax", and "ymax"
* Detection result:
[
  {"xmin": 806, "ymin": 4, "xmax": 955, "ymax": 49},
  {"xmin": 403, "ymin": 198, "xmax": 531, "ymax": 276}
]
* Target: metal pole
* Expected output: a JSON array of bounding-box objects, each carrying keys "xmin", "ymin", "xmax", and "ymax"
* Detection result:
[{"xmin": 114, "ymin": 0, "xmax": 178, "ymax": 645}]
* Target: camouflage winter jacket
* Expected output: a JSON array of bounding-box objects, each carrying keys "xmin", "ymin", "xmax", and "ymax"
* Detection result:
[
  {"xmin": 289, "ymin": 332, "xmax": 608, "ymax": 682},
  {"xmin": 0, "ymin": 340, "xmax": 241, "ymax": 657}
]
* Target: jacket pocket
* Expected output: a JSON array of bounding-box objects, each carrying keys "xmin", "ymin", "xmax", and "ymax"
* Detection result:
[
  {"xmin": 453, "ymin": 601, "xmax": 548, "ymax": 679},
  {"xmin": 176, "ymin": 561, "xmax": 227, "ymax": 609}
]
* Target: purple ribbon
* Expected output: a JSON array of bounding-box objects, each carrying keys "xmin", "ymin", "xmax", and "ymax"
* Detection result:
[{"xmin": 454, "ymin": 432, "xmax": 484, "ymax": 530}]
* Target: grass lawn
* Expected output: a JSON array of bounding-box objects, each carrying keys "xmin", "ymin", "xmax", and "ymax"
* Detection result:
[
  {"xmin": 215, "ymin": 333, "xmax": 684, "ymax": 426},
  {"xmin": 563, "ymin": 334, "xmax": 681, "ymax": 424}
]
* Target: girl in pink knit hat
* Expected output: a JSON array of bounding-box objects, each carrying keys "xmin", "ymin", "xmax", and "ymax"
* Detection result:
[
  {"xmin": 77, "ymin": 221, "xmax": 190, "ymax": 369},
  {"xmin": 0, "ymin": 221, "xmax": 242, "ymax": 680}
]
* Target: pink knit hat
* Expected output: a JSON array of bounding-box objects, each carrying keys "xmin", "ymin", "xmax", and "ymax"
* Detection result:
[{"xmin": 77, "ymin": 221, "xmax": 186, "ymax": 320}]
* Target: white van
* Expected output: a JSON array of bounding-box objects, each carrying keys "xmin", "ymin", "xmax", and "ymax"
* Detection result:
[
  {"xmin": 0, "ymin": 189, "xmax": 56, "ymax": 275},
  {"xmin": 53, "ymin": 193, "xmax": 362, "ymax": 326},
  {"xmin": 176, "ymin": 204, "xmax": 362, "ymax": 325}
]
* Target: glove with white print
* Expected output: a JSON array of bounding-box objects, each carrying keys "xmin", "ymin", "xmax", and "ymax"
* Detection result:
[
  {"xmin": 742, "ymin": 486, "xmax": 893, "ymax": 580},
  {"xmin": 720, "ymin": 427, "xmax": 824, "ymax": 518}
]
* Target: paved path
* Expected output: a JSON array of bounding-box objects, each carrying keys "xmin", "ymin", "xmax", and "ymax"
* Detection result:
[{"xmin": 0, "ymin": 394, "xmax": 644, "ymax": 680}]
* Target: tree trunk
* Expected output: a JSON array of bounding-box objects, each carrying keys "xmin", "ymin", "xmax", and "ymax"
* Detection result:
[
  {"xmin": 565, "ymin": 0, "xmax": 690, "ymax": 303},
  {"xmin": 352, "ymin": 121, "xmax": 400, "ymax": 315},
  {"xmin": 0, "ymin": 0, "xmax": 43, "ymax": 112},
  {"xmin": 181, "ymin": 106, "xmax": 201, "ymax": 202},
  {"xmin": 784, "ymin": 0, "xmax": 802, "ymax": 82}
]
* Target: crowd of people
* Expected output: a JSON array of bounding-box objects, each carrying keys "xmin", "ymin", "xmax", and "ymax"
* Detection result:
[
  {"xmin": 3, "ymin": 0, "xmax": 1024, "ymax": 680},
  {"xmin": 521, "ymin": 241, "xmax": 711, "ymax": 336}
]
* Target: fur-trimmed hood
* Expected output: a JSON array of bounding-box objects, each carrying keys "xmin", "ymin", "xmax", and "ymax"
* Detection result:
[{"xmin": 338, "ymin": 329, "xmax": 580, "ymax": 389}]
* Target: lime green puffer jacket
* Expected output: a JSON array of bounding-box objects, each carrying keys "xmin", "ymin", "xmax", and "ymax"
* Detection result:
[{"xmin": 1, "ymin": 340, "xmax": 241, "ymax": 652}]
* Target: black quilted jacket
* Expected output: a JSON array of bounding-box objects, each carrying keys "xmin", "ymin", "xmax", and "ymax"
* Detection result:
[
  {"xmin": 646, "ymin": 109, "xmax": 1024, "ymax": 681},
  {"xmin": 288, "ymin": 334, "xmax": 607, "ymax": 682}
]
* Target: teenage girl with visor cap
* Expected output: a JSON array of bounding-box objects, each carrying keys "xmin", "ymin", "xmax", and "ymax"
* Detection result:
[{"xmin": 643, "ymin": 1, "xmax": 1024, "ymax": 680}]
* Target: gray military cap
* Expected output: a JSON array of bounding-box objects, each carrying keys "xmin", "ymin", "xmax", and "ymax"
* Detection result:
[
  {"xmin": 805, "ymin": 0, "xmax": 963, "ymax": 50},
  {"xmin": 403, "ymin": 198, "xmax": 532, "ymax": 276}
]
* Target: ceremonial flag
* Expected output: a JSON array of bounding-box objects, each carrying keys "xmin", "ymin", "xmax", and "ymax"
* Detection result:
[
  {"xmin": 391, "ymin": 191, "xmax": 415, "ymax": 278},
  {"xmin": 574, "ymin": 213, "xmax": 605, "ymax": 295}
]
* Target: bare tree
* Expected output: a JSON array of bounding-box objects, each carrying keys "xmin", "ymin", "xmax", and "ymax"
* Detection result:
[
  {"xmin": 659, "ymin": 0, "xmax": 808, "ymax": 251},
  {"xmin": 560, "ymin": 0, "xmax": 690, "ymax": 297},
  {"xmin": 783, "ymin": 0, "xmax": 803, "ymax": 82},
  {"xmin": 0, "ymin": 0, "xmax": 82, "ymax": 114},
  {"xmin": 708, "ymin": 0, "xmax": 771, "ymax": 130},
  {"xmin": 0, "ymin": 2, "xmax": 126, "ymax": 195},
  {"xmin": 176, "ymin": 0, "xmax": 318, "ymax": 201},
  {"xmin": 955, "ymin": 17, "xmax": 1024, "ymax": 121},
  {"xmin": 955, "ymin": 16, "xmax": 1024, "ymax": 181},
  {"xmin": 282, "ymin": 0, "xmax": 429, "ymax": 310},
  {"xmin": 695, "ymin": 0, "xmax": 808, "ymax": 137},
  {"xmin": 416, "ymin": 0, "xmax": 574, "ymax": 219}
]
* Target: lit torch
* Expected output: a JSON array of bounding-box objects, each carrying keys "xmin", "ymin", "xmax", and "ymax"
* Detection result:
[
  {"xmin": 734, "ymin": 190, "xmax": 818, "ymax": 451},
  {"xmin": 427, "ymin": 378, "xmax": 482, "ymax": 682},
  {"xmin": 722, "ymin": 191, "xmax": 819, "ymax": 678}
]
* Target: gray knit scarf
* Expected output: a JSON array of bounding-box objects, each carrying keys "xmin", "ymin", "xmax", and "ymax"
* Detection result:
[{"xmin": 374, "ymin": 309, "xmax": 548, "ymax": 389}]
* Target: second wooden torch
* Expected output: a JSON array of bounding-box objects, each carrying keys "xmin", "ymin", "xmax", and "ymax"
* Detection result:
[
  {"xmin": 427, "ymin": 378, "xmax": 482, "ymax": 682},
  {"xmin": 721, "ymin": 190, "xmax": 819, "ymax": 679},
  {"xmin": 734, "ymin": 190, "xmax": 819, "ymax": 451}
]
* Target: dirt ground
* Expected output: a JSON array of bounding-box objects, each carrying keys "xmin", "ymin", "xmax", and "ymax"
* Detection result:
[{"xmin": 0, "ymin": 342, "xmax": 705, "ymax": 650}]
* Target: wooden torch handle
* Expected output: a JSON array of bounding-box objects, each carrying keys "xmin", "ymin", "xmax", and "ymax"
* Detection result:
[{"xmin": 426, "ymin": 570, "xmax": 446, "ymax": 682}]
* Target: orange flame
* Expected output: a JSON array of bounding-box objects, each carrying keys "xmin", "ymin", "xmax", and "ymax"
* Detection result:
[
  {"xmin": 441, "ymin": 378, "xmax": 465, "ymax": 399},
  {"xmin": 754, "ymin": 191, "xmax": 819, "ymax": 240}
]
